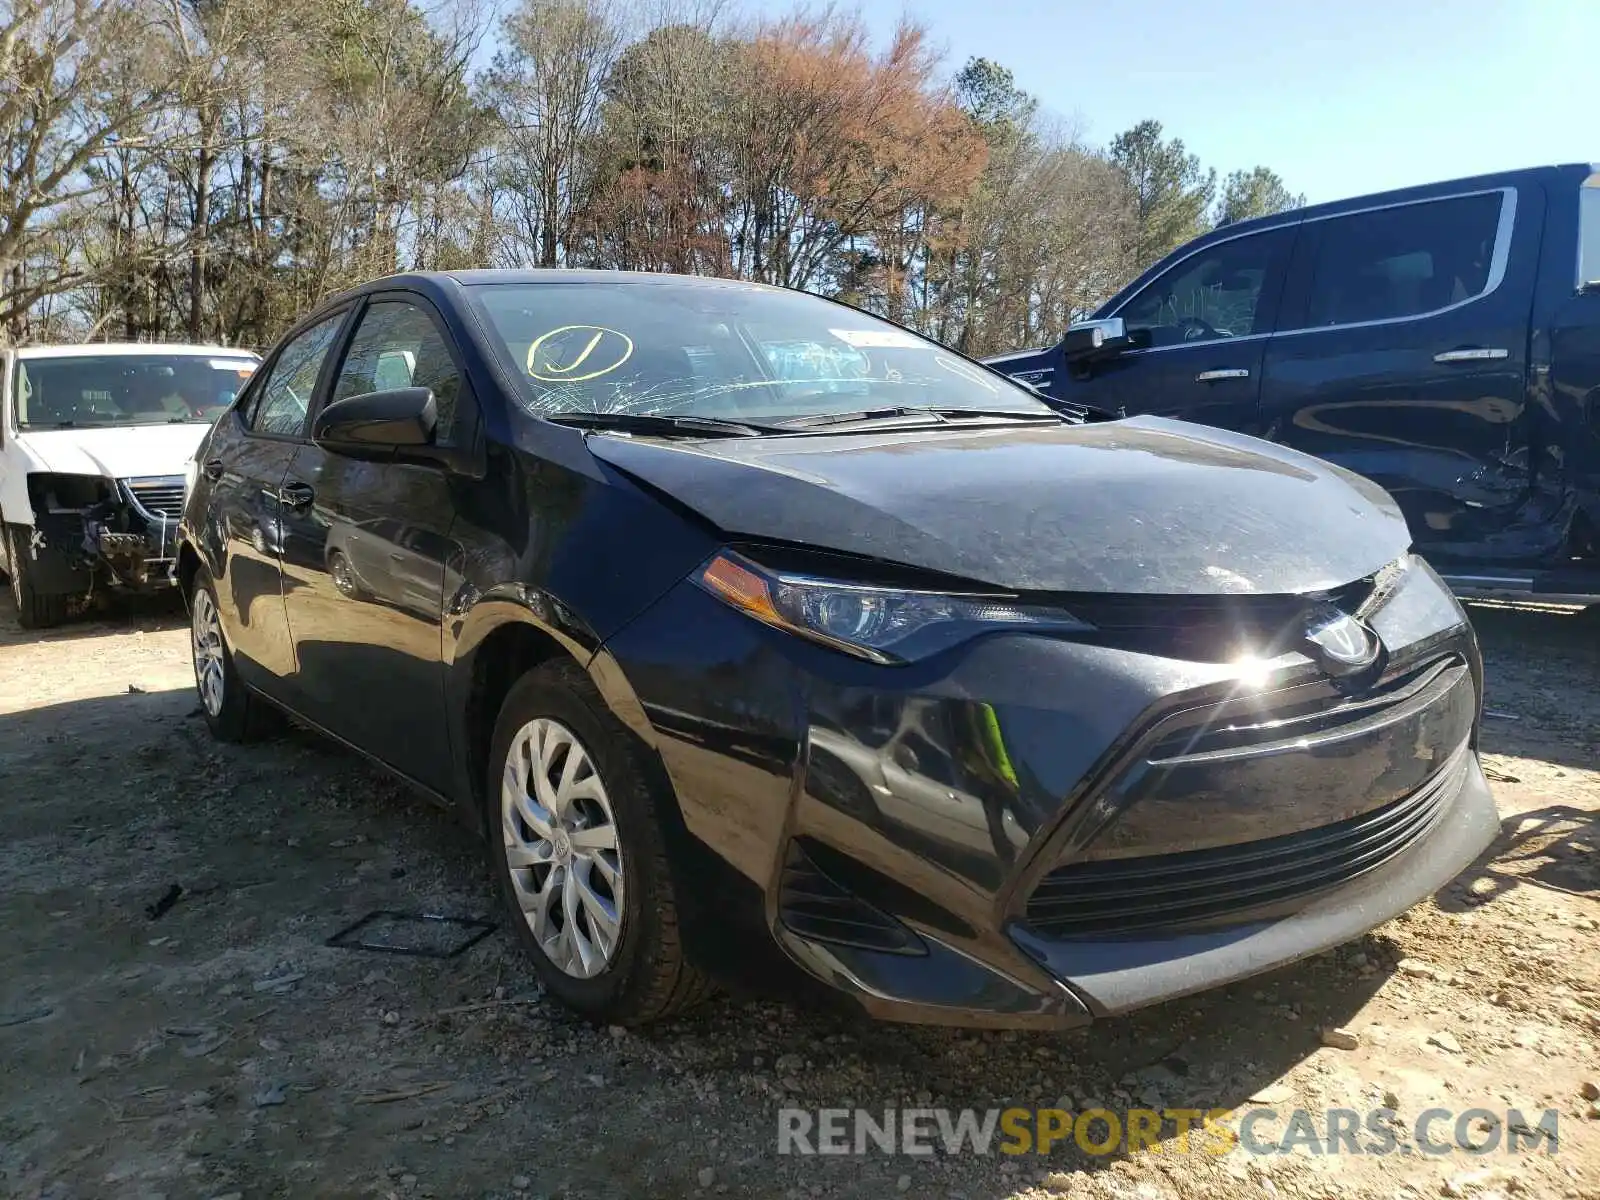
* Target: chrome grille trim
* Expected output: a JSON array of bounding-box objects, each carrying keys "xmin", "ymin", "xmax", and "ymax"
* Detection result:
[{"xmin": 122, "ymin": 476, "xmax": 185, "ymax": 523}]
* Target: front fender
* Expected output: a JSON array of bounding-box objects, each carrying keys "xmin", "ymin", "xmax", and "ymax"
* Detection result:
[{"xmin": 0, "ymin": 438, "xmax": 53, "ymax": 526}]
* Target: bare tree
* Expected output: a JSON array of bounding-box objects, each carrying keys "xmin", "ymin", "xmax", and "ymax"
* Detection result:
[
  {"xmin": 487, "ymin": 0, "xmax": 622, "ymax": 266},
  {"xmin": 0, "ymin": 0, "xmax": 170, "ymax": 339}
]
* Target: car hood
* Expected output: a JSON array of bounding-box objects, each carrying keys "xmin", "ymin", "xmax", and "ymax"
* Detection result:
[
  {"xmin": 588, "ymin": 416, "xmax": 1412, "ymax": 595},
  {"xmin": 14, "ymin": 423, "xmax": 211, "ymax": 479}
]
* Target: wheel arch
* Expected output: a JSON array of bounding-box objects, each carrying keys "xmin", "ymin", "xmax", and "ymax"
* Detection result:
[
  {"xmin": 448, "ymin": 590, "xmax": 660, "ymax": 836},
  {"xmin": 177, "ymin": 539, "xmax": 204, "ymax": 604}
]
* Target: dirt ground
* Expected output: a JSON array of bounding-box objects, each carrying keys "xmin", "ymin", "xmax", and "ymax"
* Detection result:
[{"xmin": 1, "ymin": 590, "xmax": 1597, "ymax": 1200}]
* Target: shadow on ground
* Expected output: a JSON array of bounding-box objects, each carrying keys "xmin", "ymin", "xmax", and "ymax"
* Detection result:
[{"xmin": 1435, "ymin": 803, "xmax": 1599, "ymax": 913}]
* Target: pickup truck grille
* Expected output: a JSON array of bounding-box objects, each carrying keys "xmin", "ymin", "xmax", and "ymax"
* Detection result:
[{"xmin": 122, "ymin": 476, "xmax": 185, "ymax": 522}]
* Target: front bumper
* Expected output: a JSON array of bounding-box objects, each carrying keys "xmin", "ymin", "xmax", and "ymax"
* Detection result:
[
  {"xmin": 596, "ymin": 559, "xmax": 1497, "ymax": 1028},
  {"xmin": 23, "ymin": 475, "xmax": 184, "ymax": 597}
]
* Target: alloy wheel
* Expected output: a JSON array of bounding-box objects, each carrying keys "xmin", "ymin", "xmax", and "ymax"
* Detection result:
[
  {"xmin": 330, "ymin": 552, "xmax": 357, "ymax": 598},
  {"xmin": 191, "ymin": 587, "xmax": 226, "ymax": 717},
  {"xmin": 500, "ymin": 718, "xmax": 624, "ymax": 979}
]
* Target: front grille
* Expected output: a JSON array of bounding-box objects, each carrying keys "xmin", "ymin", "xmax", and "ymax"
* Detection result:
[
  {"xmin": 123, "ymin": 476, "xmax": 185, "ymax": 522},
  {"xmin": 1055, "ymin": 580, "xmax": 1377, "ymax": 662},
  {"xmin": 1024, "ymin": 747, "xmax": 1466, "ymax": 938}
]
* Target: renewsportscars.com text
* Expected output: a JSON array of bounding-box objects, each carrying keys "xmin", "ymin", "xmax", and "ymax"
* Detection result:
[{"xmin": 777, "ymin": 1106, "xmax": 1560, "ymax": 1158}]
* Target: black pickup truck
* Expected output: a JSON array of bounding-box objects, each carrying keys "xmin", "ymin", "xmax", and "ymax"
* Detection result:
[{"xmin": 985, "ymin": 163, "xmax": 1600, "ymax": 606}]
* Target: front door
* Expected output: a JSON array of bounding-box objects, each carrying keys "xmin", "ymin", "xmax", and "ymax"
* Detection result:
[
  {"xmin": 277, "ymin": 294, "xmax": 470, "ymax": 793},
  {"xmin": 1058, "ymin": 223, "xmax": 1297, "ymax": 435},
  {"xmin": 1260, "ymin": 184, "xmax": 1541, "ymax": 563},
  {"xmin": 204, "ymin": 310, "xmax": 348, "ymax": 692}
]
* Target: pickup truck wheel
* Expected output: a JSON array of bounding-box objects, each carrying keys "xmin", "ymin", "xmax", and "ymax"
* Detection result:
[
  {"xmin": 4, "ymin": 525, "xmax": 70, "ymax": 630},
  {"xmin": 190, "ymin": 566, "xmax": 278, "ymax": 742},
  {"xmin": 487, "ymin": 660, "xmax": 714, "ymax": 1025}
]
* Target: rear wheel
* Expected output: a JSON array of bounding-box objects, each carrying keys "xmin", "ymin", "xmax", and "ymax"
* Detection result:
[
  {"xmin": 190, "ymin": 566, "xmax": 277, "ymax": 742},
  {"xmin": 3, "ymin": 525, "xmax": 70, "ymax": 629},
  {"xmin": 487, "ymin": 660, "xmax": 712, "ymax": 1025}
]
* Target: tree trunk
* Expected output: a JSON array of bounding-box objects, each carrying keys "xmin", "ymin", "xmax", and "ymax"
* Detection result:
[{"xmin": 190, "ymin": 117, "xmax": 213, "ymax": 341}]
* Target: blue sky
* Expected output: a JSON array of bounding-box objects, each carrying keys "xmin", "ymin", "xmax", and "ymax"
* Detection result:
[{"xmin": 784, "ymin": 0, "xmax": 1596, "ymax": 205}]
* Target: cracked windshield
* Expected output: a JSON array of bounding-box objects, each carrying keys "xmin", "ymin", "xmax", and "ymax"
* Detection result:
[{"xmin": 471, "ymin": 281, "xmax": 1051, "ymax": 423}]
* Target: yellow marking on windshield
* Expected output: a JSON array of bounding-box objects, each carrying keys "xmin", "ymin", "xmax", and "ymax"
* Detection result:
[{"xmin": 527, "ymin": 325, "xmax": 635, "ymax": 383}]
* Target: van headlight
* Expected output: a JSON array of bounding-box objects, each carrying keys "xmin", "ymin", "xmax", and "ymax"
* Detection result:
[{"xmin": 694, "ymin": 550, "xmax": 1091, "ymax": 663}]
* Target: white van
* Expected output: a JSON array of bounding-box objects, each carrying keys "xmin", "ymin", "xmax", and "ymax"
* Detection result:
[{"xmin": 0, "ymin": 343, "xmax": 260, "ymax": 627}]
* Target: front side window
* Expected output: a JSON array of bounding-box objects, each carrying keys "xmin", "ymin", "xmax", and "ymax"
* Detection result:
[
  {"xmin": 1303, "ymin": 192, "xmax": 1505, "ymax": 327},
  {"xmin": 1117, "ymin": 229, "xmax": 1290, "ymax": 349},
  {"xmin": 248, "ymin": 313, "xmax": 345, "ymax": 437},
  {"xmin": 470, "ymin": 281, "xmax": 1047, "ymax": 422},
  {"xmin": 330, "ymin": 300, "xmax": 463, "ymax": 444},
  {"xmin": 13, "ymin": 353, "xmax": 257, "ymax": 431}
]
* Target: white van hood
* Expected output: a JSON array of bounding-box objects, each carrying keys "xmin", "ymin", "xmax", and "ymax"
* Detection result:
[{"xmin": 14, "ymin": 423, "xmax": 211, "ymax": 479}]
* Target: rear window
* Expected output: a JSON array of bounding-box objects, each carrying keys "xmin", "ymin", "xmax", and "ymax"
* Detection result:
[
  {"xmin": 14, "ymin": 353, "xmax": 258, "ymax": 430},
  {"xmin": 1580, "ymin": 174, "xmax": 1600, "ymax": 290},
  {"xmin": 1303, "ymin": 192, "xmax": 1505, "ymax": 327}
]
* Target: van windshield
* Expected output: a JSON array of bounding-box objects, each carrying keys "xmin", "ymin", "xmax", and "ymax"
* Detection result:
[
  {"xmin": 469, "ymin": 280, "xmax": 1049, "ymax": 423},
  {"xmin": 14, "ymin": 354, "xmax": 259, "ymax": 430}
]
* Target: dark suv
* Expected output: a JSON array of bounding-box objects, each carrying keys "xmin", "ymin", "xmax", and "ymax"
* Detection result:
[{"xmin": 178, "ymin": 271, "xmax": 1497, "ymax": 1027}]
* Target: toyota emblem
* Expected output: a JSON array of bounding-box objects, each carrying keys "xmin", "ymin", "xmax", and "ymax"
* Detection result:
[{"xmin": 1302, "ymin": 605, "xmax": 1380, "ymax": 676}]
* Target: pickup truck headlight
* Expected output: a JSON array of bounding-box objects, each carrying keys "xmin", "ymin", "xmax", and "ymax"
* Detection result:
[{"xmin": 695, "ymin": 550, "xmax": 1092, "ymax": 664}]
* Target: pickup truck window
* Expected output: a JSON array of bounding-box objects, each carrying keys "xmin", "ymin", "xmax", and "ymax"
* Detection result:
[
  {"xmin": 1304, "ymin": 192, "xmax": 1504, "ymax": 327},
  {"xmin": 1580, "ymin": 174, "xmax": 1600, "ymax": 291},
  {"xmin": 1116, "ymin": 228, "xmax": 1288, "ymax": 348}
]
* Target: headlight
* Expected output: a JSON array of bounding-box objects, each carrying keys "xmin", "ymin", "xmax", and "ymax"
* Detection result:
[
  {"xmin": 183, "ymin": 456, "xmax": 200, "ymax": 506},
  {"xmin": 694, "ymin": 551, "xmax": 1092, "ymax": 664}
]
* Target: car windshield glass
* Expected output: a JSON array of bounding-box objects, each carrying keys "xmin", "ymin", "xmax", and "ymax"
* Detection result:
[
  {"xmin": 14, "ymin": 354, "xmax": 258, "ymax": 429},
  {"xmin": 469, "ymin": 281, "xmax": 1051, "ymax": 423}
]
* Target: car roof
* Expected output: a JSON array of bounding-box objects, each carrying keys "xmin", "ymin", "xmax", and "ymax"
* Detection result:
[
  {"xmin": 319, "ymin": 268, "xmax": 790, "ymax": 310},
  {"xmin": 13, "ymin": 343, "xmax": 259, "ymax": 360},
  {"xmin": 1205, "ymin": 161, "xmax": 1595, "ymax": 240}
]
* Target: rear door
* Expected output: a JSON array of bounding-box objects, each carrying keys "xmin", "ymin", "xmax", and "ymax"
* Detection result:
[
  {"xmin": 1260, "ymin": 185, "xmax": 1541, "ymax": 560},
  {"xmin": 277, "ymin": 293, "xmax": 471, "ymax": 793},
  {"xmin": 201, "ymin": 311, "xmax": 348, "ymax": 692},
  {"xmin": 1061, "ymin": 223, "xmax": 1297, "ymax": 433}
]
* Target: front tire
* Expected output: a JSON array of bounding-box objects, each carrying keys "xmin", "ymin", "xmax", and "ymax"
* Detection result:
[
  {"xmin": 4, "ymin": 525, "xmax": 70, "ymax": 629},
  {"xmin": 487, "ymin": 660, "xmax": 712, "ymax": 1025},
  {"xmin": 190, "ymin": 566, "xmax": 277, "ymax": 742}
]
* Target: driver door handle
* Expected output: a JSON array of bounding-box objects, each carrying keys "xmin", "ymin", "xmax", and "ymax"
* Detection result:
[
  {"xmin": 1195, "ymin": 368, "xmax": 1250, "ymax": 382},
  {"xmin": 1434, "ymin": 347, "xmax": 1508, "ymax": 363},
  {"xmin": 277, "ymin": 481, "xmax": 315, "ymax": 511}
]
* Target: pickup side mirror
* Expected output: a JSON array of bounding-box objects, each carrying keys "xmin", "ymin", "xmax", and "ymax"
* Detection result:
[
  {"xmin": 313, "ymin": 387, "xmax": 437, "ymax": 457},
  {"xmin": 1062, "ymin": 317, "xmax": 1134, "ymax": 364}
]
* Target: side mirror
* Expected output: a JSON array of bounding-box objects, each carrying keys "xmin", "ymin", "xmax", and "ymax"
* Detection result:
[
  {"xmin": 1062, "ymin": 317, "xmax": 1133, "ymax": 364},
  {"xmin": 313, "ymin": 388, "xmax": 437, "ymax": 457}
]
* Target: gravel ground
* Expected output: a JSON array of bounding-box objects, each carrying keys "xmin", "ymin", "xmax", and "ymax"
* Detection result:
[{"xmin": 0, "ymin": 591, "xmax": 1597, "ymax": 1200}]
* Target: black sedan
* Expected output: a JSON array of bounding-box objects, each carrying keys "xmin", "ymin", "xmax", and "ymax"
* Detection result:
[{"xmin": 177, "ymin": 271, "xmax": 1498, "ymax": 1028}]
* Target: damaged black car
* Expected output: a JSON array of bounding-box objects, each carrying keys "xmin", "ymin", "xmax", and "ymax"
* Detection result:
[{"xmin": 176, "ymin": 271, "xmax": 1498, "ymax": 1028}]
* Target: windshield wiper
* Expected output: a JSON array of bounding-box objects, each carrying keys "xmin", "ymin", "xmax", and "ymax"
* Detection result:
[
  {"xmin": 544, "ymin": 411, "xmax": 785, "ymax": 437},
  {"xmin": 775, "ymin": 405, "xmax": 1062, "ymax": 429}
]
